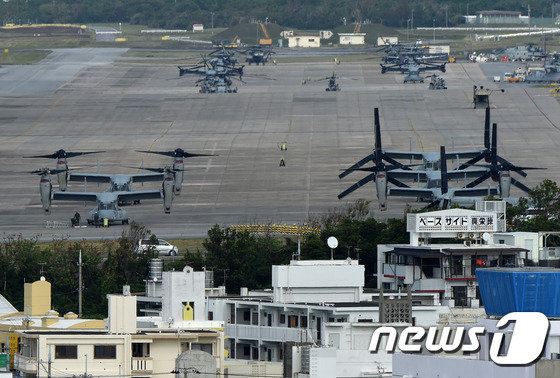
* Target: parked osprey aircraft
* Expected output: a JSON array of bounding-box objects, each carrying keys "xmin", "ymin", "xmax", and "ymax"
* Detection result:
[
  {"xmin": 33, "ymin": 168, "xmax": 169, "ymax": 224},
  {"xmin": 338, "ymin": 108, "xmax": 542, "ymax": 209},
  {"xmin": 381, "ymin": 59, "xmax": 446, "ymax": 83}
]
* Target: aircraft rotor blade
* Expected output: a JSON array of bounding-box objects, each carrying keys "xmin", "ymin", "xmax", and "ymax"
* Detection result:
[
  {"xmin": 484, "ymin": 106, "xmax": 491, "ymax": 149},
  {"xmin": 337, "ymin": 173, "xmax": 376, "ymax": 199},
  {"xmin": 458, "ymin": 154, "xmax": 484, "ymax": 170},
  {"xmin": 387, "ymin": 177, "xmax": 409, "ymax": 188},
  {"xmin": 339, "ymin": 154, "xmax": 374, "ymax": 179},
  {"xmin": 511, "ymin": 177, "xmax": 533, "ymax": 194},
  {"xmin": 440, "ymin": 146, "xmax": 448, "ymax": 194},
  {"xmin": 465, "ymin": 172, "xmax": 492, "ymax": 188}
]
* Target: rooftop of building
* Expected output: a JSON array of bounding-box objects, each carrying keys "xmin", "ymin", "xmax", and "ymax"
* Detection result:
[
  {"xmin": 476, "ymin": 11, "xmax": 522, "ymax": 16},
  {"xmin": 383, "ymin": 243, "xmax": 528, "ymax": 257}
]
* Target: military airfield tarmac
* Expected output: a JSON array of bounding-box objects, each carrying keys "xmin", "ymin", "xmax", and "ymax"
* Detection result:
[{"xmin": 1, "ymin": 47, "xmax": 559, "ymax": 240}]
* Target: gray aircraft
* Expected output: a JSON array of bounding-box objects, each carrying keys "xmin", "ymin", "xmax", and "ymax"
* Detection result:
[
  {"xmin": 338, "ymin": 108, "xmax": 540, "ymax": 209},
  {"xmin": 25, "ymin": 149, "xmax": 104, "ymax": 191},
  {"xmin": 458, "ymin": 123, "xmax": 543, "ymax": 197},
  {"xmin": 67, "ymin": 172, "xmax": 165, "ymax": 205},
  {"xmin": 339, "ymin": 108, "xmax": 491, "ymax": 179},
  {"xmin": 384, "ymin": 146, "xmax": 500, "ymax": 209},
  {"xmin": 381, "ymin": 59, "xmax": 446, "ymax": 83},
  {"xmin": 137, "ymin": 148, "xmax": 216, "ymax": 194},
  {"xmin": 34, "ymin": 168, "xmax": 168, "ymax": 224}
]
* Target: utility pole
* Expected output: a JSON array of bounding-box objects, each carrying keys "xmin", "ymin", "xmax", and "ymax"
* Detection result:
[
  {"xmin": 78, "ymin": 250, "xmax": 83, "ymax": 318},
  {"xmin": 48, "ymin": 345, "xmax": 52, "ymax": 378},
  {"xmin": 211, "ymin": 12, "xmax": 214, "ymax": 35},
  {"xmin": 528, "ymin": 5, "xmax": 531, "ymax": 27},
  {"xmin": 445, "ymin": 6, "xmax": 448, "ymax": 28},
  {"xmin": 433, "ymin": 19, "xmax": 436, "ymax": 43},
  {"xmin": 411, "ymin": 10, "xmax": 414, "ymax": 31}
]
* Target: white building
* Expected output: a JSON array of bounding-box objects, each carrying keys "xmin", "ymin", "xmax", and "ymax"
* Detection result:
[
  {"xmin": 338, "ymin": 33, "xmax": 366, "ymax": 45},
  {"xmin": 288, "ymin": 35, "xmax": 321, "ymax": 48},
  {"xmin": 272, "ymin": 259, "xmax": 364, "ymax": 303},
  {"xmin": 192, "ymin": 24, "xmax": 204, "ymax": 32},
  {"xmin": 393, "ymin": 268, "xmax": 560, "ymax": 378},
  {"xmin": 493, "ymin": 231, "xmax": 560, "ymax": 263},
  {"xmin": 465, "ymin": 11, "xmax": 530, "ymax": 25},
  {"xmin": 207, "ymin": 259, "xmax": 451, "ymax": 367},
  {"xmin": 377, "ymin": 207, "xmax": 529, "ymax": 308}
]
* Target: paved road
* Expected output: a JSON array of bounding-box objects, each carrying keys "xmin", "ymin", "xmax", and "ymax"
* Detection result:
[
  {"xmin": 0, "ymin": 48, "xmax": 127, "ymax": 95},
  {"xmin": 0, "ymin": 54, "xmax": 559, "ymax": 240}
]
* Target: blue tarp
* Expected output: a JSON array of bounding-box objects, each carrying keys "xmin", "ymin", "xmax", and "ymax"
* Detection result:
[{"xmin": 476, "ymin": 269, "xmax": 560, "ymax": 317}]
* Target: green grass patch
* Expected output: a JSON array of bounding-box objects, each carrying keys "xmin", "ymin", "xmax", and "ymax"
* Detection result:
[{"xmin": 0, "ymin": 49, "xmax": 51, "ymax": 64}]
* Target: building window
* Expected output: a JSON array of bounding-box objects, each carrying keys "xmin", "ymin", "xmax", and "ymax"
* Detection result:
[
  {"xmin": 280, "ymin": 314, "xmax": 285, "ymax": 324},
  {"xmin": 94, "ymin": 345, "xmax": 116, "ymax": 359},
  {"xmin": 301, "ymin": 316, "xmax": 308, "ymax": 328},
  {"xmin": 208, "ymin": 311, "xmax": 214, "ymax": 320},
  {"xmin": 55, "ymin": 345, "xmax": 77, "ymax": 359},
  {"xmin": 243, "ymin": 310, "xmax": 250, "ymax": 322},
  {"xmin": 132, "ymin": 343, "xmax": 150, "ymax": 358},
  {"xmin": 243, "ymin": 345, "xmax": 250, "ymax": 356},
  {"xmin": 309, "ymin": 39, "xmax": 315, "ymax": 42}
]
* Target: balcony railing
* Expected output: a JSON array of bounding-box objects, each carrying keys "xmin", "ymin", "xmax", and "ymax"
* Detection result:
[
  {"xmin": 226, "ymin": 324, "xmax": 316, "ymax": 343},
  {"xmin": 14, "ymin": 353, "xmax": 37, "ymax": 374},
  {"xmin": 131, "ymin": 357, "xmax": 153, "ymax": 374}
]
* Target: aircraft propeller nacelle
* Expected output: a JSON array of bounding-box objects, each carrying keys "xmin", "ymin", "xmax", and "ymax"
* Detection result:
[
  {"xmin": 39, "ymin": 174, "xmax": 52, "ymax": 214},
  {"xmin": 56, "ymin": 158, "xmax": 68, "ymax": 191},
  {"xmin": 173, "ymin": 157, "xmax": 184, "ymax": 194},
  {"xmin": 162, "ymin": 174, "xmax": 175, "ymax": 214},
  {"xmin": 499, "ymin": 171, "xmax": 511, "ymax": 198},
  {"xmin": 376, "ymin": 172, "xmax": 388, "ymax": 211}
]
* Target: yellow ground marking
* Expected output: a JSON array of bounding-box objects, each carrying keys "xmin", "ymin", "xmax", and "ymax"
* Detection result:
[
  {"xmin": 409, "ymin": 119, "xmax": 424, "ymax": 152},
  {"xmin": 55, "ymin": 67, "xmax": 85, "ymax": 91},
  {"xmin": 137, "ymin": 121, "xmax": 175, "ymax": 172}
]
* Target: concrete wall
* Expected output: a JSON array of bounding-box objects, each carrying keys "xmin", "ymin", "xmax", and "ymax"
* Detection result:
[
  {"xmin": 272, "ymin": 260, "xmax": 364, "ymax": 303},
  {"xmin": 162, "ymin": 266, "xmax": 205, "ymax": 323}
]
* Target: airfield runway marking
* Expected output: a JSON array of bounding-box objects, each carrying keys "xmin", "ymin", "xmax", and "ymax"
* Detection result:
[
  {"xmin": 0, "ymin": 94, "xmax": 67, "ymax": 145},
  {"xmin": 408, "ymin": 119, "xmax": 424, "ymax": 152},
  {"xmin": 55, "ymin": 67, "xmax": 85, "ymax": 91},
  {"xmin": 524, "ymin": 88, "xmax": 560, "ymax": 132}
]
